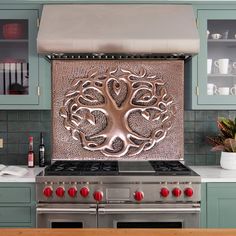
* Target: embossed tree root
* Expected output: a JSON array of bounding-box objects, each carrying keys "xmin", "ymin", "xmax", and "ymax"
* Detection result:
[{"xmin": 60, "ymin": 67, "xmax": 176, "ymax": 157}]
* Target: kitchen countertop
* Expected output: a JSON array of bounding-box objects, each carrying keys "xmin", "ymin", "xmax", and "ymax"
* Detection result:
[
  {"xmin": 0, "ymin": 166, "xmax": 44, "ymax": 182},
  {"xmin": 1, "ymin": 228, "xmax": 236, "ymax": 236},
  {"xmin": 190, "ymin": 165, "xmax": 236, "ymax": 182},
  {"xmin": 0, "ymin": 165, "xmax": 236, "ymax": 183}
]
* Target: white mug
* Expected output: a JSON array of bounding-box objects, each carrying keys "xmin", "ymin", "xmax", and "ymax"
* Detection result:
[
  {"xmin": 232, "ymin": 62, "xmax": 236, "ymax": 69},
  {"xmin": 214, "ymin": 59, "xmax": 230, "ymax": 74},
  {"xmin": 207, "ymin": 59, "xmax": 212, "ymax": 74},
  {"xmin": 230, "ymin": 85, "xmax": 236, "ymax": 95},
  {"xmin": 207, "ymin": 83, "xmax": 217, "ymax": 95},
  {"xmin": 211, "ymin": 33, "xmax": 222, "ymax": 39},
  {"xmin": 218, "ymin": 87, "xmax": 230, "ymax": 95}
]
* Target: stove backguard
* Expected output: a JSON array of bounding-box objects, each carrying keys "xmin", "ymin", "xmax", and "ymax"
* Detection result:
[{"xmin": 52, "ymin": 60, "xmax": 184, "ymax": 160}]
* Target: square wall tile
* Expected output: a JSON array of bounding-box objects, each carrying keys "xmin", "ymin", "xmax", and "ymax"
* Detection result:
[
  {"xmin": 18, "ymin": 111, "xmax": 30, "ymax": 121},
  {"xmin": 184, "ymin": 111, "xmax": 195, "ymax": 121},
  {"xmin": 7, "ymin": 111, "xmax": 18, "ymax": 121},
  {"xmin": 0, "ymin": 111, "xmax": 7, "ymax": 121}
]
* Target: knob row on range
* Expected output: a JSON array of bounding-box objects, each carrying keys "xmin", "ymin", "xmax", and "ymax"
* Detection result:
[
  {"xmin": 43, "ymin": 186, "xmax": 104, "ymax": 202},
  {"xmin": 43, "ymin": 186, "xmax": 90, "ymax": 198},
  {"xmin": 43, "ymin": 187, "xmax": 193, "ymax": 201},
  {"xmin": 160, "ymin": 187, "xmax": 193, "ymax": 198}
]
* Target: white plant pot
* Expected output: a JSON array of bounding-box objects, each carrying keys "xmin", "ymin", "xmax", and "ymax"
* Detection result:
[{"xmin": 220, "ymin": 151, "xmax": 236, "ymax": 170}]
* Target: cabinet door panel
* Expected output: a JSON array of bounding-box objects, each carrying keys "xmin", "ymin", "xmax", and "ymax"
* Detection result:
[
  {"xmin": 197, "ymin": 10, "xmax": 236, "ymax": 106},
  {"xmin": 0, "ymin": 206, "xmax": 31, "ymax": 223},
  {"xmin": 0, "ymin": 10, "xmax": 39, "ymax": 105},
  {"xmin": 0, "ymin": 187, "xmax": 31, "ymax": 203},
  {"xmin": 207, "ymin": 183, "xmax": 236, "ymax": 228}
]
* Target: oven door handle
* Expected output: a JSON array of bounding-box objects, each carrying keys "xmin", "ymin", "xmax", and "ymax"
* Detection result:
[
  {"xmin": 36, "ymin": 207, "xmax": 97, "ymax": 214},
  {"xmin": 98, "ymin": 207, "xmax": 200, "ymax": 214}
]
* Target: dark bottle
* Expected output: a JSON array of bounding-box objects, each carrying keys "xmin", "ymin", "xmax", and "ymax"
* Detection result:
[
  {"xmin": 28, "ymin": 136, "xmax": 35, "ymax": 168},
  {"xmin": 39, "ymin": 132, "xmax": 45, "ymax": 167}
]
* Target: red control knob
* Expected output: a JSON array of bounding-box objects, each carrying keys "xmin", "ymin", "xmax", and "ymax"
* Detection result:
[
  {"xmin": 68, "ymin": 187, "xmax": 77, "ymax": 198},
  {"xmin": 43, "ymin": 186, "xmax": 53, "ymax": 198},
  {"xmin": 172, "ymin": 188, "xmax": 182, "ymax": 197},
  {"xmin": 160, "ymin": 187, "xmax": 169, "ymax": 198},
  {"xmin": 134, "ymin": 191, "xmax": 144, "ymax": 201},
  {"xmin": 93, "ymin": 191, "xmax": 103, "ymax": 202},
  {"xmin": 55, "ymin": 187, "xmax": 65, "ymax": 198},
  {"xmin": 184, "ymin": 187, "xmax": 193, "ymax": 197},
  {"xmin": 80, "ymin": 187, "xmax": 90, "ymax": 198}
]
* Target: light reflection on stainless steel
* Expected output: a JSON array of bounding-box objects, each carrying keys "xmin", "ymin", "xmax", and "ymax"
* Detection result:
[{"xmin": 59, "ymin": 66, "xmax": 175, "ymax": 157}]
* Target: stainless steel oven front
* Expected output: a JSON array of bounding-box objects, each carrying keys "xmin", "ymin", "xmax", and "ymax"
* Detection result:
[
  {"xmin": 98, "ymin": 203, "xmax": 200, "ymax": 228},
  {"xmin": 36, "ymin": 204, "xmax": 97, "ymax": 228}
]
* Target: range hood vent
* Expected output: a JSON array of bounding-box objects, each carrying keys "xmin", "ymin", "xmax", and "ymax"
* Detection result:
[{"xmin": 37, "ymin": 4, "xmax": 199, "ymax": 56}]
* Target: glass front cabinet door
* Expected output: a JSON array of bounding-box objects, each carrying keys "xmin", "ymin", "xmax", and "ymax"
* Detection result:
[
  {"xmin": 0, "ymin": 10, "xmax": 39, "ymax": 105},
  {"xmin": 189, "ymin": 10, "xmax": 236, "ymax": 109}
]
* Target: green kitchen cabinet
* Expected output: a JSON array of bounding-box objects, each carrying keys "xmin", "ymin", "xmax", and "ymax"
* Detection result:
[
  {"xmin": 205, "ymin": 183, "xmax": 236, "ymax": 228},
  {"xmin": 200, "ymin": 183, "xmax": 207, "ymax": 228},
  {"xmin": 0, "ymin": 7, "xmax": 50, "ymax": 109},
  {"xmin": 186, "ymin": 8, "xmax": 236, "ymax": 109},
  {"xmin": 0, "ymin": 183, "xmax": 35, "ymax": 227}
]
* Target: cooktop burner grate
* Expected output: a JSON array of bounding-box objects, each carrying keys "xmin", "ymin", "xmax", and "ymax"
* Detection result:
[
  {"xmin": 150, "ymin": 161, "xmax": 192, "ymax": 176},
  {"xmin": 45, "ymin": 161, "xmax": 119, "ymax": 176},
  {"xmin": 44, "ymin": 161, "xmax": 193, "ymax": 176}
]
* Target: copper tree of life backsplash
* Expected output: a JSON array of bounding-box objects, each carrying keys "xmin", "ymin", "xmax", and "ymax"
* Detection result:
[{"xmin": 52, "ymin": 60, "xmax": 184, "ymax": 160}]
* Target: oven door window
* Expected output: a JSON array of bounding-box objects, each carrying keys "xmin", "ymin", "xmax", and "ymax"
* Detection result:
[
  {"xmin": 117, "ymin": 221, "xmax": 182, "ymax": 228},
  {"xmin": 51, "ymin": 222, "xmax": 83, "ymax": 228}
]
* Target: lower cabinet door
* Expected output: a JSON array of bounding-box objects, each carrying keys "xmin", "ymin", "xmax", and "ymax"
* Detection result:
[
  {"xmin": 207, "ymin": 183, "xmax": 236, "ymax": 228},
  {"xmin": 0, "ymin": 206, "xmax": 32, "ymax": 227}
]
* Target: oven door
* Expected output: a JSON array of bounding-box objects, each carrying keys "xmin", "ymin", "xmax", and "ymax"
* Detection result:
[
  {"xmin": 36, "ymin": 204, "xmax": 97, "ymax": 228},
  {"xmin": 98, "ymin": 203, "xmax": 200, "ymax": 228}
]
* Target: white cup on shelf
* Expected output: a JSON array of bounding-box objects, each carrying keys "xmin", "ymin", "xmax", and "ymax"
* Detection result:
[
  {"xmin": 211, "ymin": 33, "xmax": 222, "ymax": 39},
  {"xmin": 218, "ymin": 87, "xmax": 230, "ymax": 95},
  {"xmin": 207, "ymin": 59, "xmax": 213, "ymax": 74},
  {"xmin": 230, "ymin": 85, "xmax": 236, "ymax": 95},
  {"xmin": 214, "ymin": 59, "xmax": 230, "ymax": 74},
  {"xmin": 207, "ymin": 83, "xmax": 217, "ymax": 95}
]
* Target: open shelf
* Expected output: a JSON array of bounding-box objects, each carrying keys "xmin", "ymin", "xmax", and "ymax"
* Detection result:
[
  {"xmin": 0, "ymin": 39, "xmax": 28, "ymax": 43},
  {"xmin": 208, "ymin": 39, "xmax": 236, "ymax": 42},
  {"xmin": 208, "ymin": 74, "xmax": 236, "ymax": 77}
]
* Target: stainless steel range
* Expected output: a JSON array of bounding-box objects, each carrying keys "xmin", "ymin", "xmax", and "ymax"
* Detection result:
[{"xmin": 36, "ymin": 160, "xmax": 201, "ymax": 228}]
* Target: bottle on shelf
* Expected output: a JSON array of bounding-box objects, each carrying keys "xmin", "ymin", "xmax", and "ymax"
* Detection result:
[
  {"xmin": 28, "ymin": 136, "xmax": 35, "ymax": 168},
  {"xmin": 39, "ymin": 132, "xmax": 45, "ymax": 167}
]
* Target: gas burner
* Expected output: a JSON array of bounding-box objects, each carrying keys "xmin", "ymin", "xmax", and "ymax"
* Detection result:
[
  {"xmin": 150, "ymin": 161, "xmax": 192, "ymax": 175},
  {"xmin": 45, "ymin": 161, "xmax": 119, "ymax": 176}
]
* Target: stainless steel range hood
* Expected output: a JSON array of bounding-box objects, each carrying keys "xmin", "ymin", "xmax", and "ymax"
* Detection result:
[{"xmin": 37, "ymin": 4, "xmax": 199, "ymax": 56}]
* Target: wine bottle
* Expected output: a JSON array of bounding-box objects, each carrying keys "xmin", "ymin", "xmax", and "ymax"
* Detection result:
[
  {"xmin": 28, "ymin": 136, "xmax": 35, "ymax": 168},
  {"xmin": 39, "ymin": 132, "xmax": 45, "ymax": 167}
]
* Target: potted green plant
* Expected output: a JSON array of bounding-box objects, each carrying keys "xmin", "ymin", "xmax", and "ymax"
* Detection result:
[{"xmin": 208, "ymin": 117, "xmax": 236, "ymax": 169}]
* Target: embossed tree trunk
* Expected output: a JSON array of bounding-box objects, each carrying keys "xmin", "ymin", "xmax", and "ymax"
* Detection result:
[{"xmin": 52, "ymin": 60, "xmax": 184, "ymax": 160}]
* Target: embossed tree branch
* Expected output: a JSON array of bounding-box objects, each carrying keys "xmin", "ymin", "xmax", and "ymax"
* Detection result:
[{"xmin": 60, "ymin": 66, "xmax": 175, "ymax": 157}]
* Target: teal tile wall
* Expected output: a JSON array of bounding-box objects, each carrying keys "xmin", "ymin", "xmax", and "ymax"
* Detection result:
[
  {"xmin": 0, "ymin": 110, "xmax": 235, "ymax": 166},
  {"xmin": 0, "ymin": 110, "xmax": 51, "ymax": 165},
  {"xmin": 184, "ymin": 110, "xmax": 236, "ymax": 166}
]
